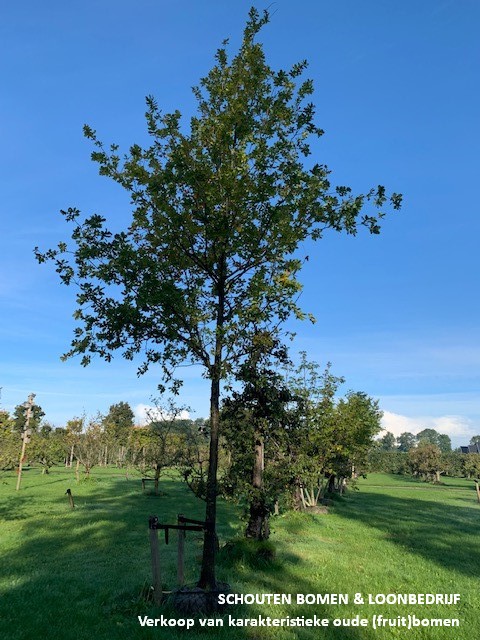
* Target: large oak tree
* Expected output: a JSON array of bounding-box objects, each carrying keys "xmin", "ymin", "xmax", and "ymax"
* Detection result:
[{"xmin": 36, "ymin": 8, "xmax": 401, "ymax": 589}]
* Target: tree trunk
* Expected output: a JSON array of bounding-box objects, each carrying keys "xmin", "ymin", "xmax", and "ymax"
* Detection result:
[
  {"xmin": 198, "ymin": 269, "xmax": 225, "ymax": 591},
  {"xmin": 197, "ymin": 375, "xmax": 220, "ymax": 589},
  {"xmin": 246, "ymin": 433, "xmax": 269, "ymax": 540},
  {"xmin": 69, "ymin": 444, "xmax": 74, "ymax": 468},
  {"xmin": 293, "ymin": 482, "xmax": 303, "ymax": 510},
  {"xmin": 327, "ymin": 474, "xmax": 336, "ymax": 493}
]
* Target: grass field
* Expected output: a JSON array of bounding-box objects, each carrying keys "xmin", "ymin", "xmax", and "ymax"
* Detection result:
[{"xmin": 1, "ymin": 467, "xmax": 479, "ymax": 639}]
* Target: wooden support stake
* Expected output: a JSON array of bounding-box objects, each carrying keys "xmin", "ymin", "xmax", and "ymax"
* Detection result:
[
  {"xmin": 149, "ymin": 516, "xmax": 163, "ymax": 605},
  {"xmin": 475, "ymin": 480, "xmax": 480, "ymax": 504},
  {"xmin": 16, "ymin": 393, "xmax": 35, "ymax": 491},
  {"xmin": 177, "ymin": 514, "xmax": 185, "ymax": 586},
  {"xmin": 65, "ymin": 488, "xmax": 75, "ymax": 509}
]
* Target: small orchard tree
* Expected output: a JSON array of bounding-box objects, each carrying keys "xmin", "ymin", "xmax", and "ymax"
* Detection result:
[
  {"xmin": 178, "ymin": 421, "xmax": 211, "ymax": 501},
  {"xmin": 327, "ymin": 391, "xmax": 383, "ymax": 491},
  {"xmin": 287, "ymin": 359, "xmax": 345, "ymax": 507},
  {"xmin": 221, "ymin": 337, "xmax": 293, "ymax": 539},
  {"xmin": 30, "ymin": 430, "xmax": 65, "ymax": 474},
  {"xmin": 35, "ymin": 8, "xmax": 401, "ymax": 588},
  {"xmin": 128, "ymin": 399, "xmax": 187, "ymax": 484},
  {"xmin": 408, "ymin": 443, "xmax": 444, "ymax": 483},
  {"xmin": 0, "ymin": 411, "xmax": 17, "ymax": 471},
  {"xmin": 65, "ymin": 416, "xmax": 84, "ymax": 467},
  {"xmin": 463, "ymin": 453, "xmax": 480, "ymax": 479},
  {"xmin": 75, "ymin": 416, "xmax": 104, "ymax": 477}
]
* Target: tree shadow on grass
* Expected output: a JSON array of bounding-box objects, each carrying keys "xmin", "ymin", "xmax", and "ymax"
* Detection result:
[
  {"xmin": 334, "ymin": 491, "xmax": 480, "ymax": 578},
  {"xmin": 0, "ymin": 472, "xmax": 369, "ymax": 640}
]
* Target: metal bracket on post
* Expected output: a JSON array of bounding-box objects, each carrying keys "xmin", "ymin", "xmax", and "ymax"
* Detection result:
[{"xmin": 148, "ymin": 515, "xmax": 207, "ymax": 590}]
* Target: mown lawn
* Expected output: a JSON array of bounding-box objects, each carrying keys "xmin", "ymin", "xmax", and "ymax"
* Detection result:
[{"xmin": 1, "ymin": 467, "xmax": 479, "ymax": 640}]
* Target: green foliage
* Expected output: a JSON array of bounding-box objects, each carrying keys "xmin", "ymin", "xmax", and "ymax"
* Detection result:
[
  {"xmin": 416, "ymin": 428, "xmax": 451, "ymax": 453},
  {"xmin": 367, "ymin": 449, "xmax": 409, "ymax": 474},
  {"xmin": 12, "ymin": 402, "xmax": 45, "ymax": 433},
  {"xmin": 396, "ymin": 431, "xmax": 416, "ymax": 452},
  {"xmin": 223, "ymin": 349, "xmax": 383, "ymax": 513},
  {"xmin": 35, "ymin": 11, "xmax": 400, "ymax": 383},
  {"xmin": 74, "ymin": 416, "xmax": 104, "ymax": 476},
  {"xmin": 221, "ymin": 337, "xmax": 293, "ymax": 537},
  {"xmin": 29, "ymin": 431, "xmax": 65, "ymax": 473},
  {"xmin": 370, "ymin": 448, "xmax": 469, "ymax": 480},
  {"xmin": 178, "ymin": 423, "xmax": 211, "ymax": 501},
  {"xmin": 378, "ymin": 430, "xmax": 396, "ymax": 451},
  {"xmin": 127, "ymin": 401, "xmax": 187, "ymax": 482},
  {"xmin": 103, "ymin": 402, "xmax": 135, "ymax": 445},
  {"xmin": 441, "ymin": 451, "xmax": 465, "ymax": 477},
  {"xmin": 329, "ymin": 391, "xmax": 383, "ymax": 479},
  {"xmin": 408, "ymin": 443, "xmax": 444, "ymax": 483},
  {"xmin": 0, "ymin": 410, "xmax": 18, "ymax": 471},
  {"xmin": 284, "ymin": 358, "xmax": 346, "ymax": 503},
  {"xmin": 463, "ymin": 452, "xmax": 480, "ymax": 478}
]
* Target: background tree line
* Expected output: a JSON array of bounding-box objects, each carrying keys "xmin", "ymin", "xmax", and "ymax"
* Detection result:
[
  {"xmin": 1, "ymin": 349, "xmax": 383, "ymax": 537},
  {"xmin": 368, "ymin": 431, "xmax": 480, "ymax": 482}
]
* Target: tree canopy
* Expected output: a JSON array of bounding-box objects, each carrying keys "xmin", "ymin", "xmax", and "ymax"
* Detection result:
[
  {"xmin": 12, "ymin": 402, "xmax": 45, "ymax": 433},
  {"xmin": 416, "ymin": 428, "xmax": 451, "ymax": 453}
]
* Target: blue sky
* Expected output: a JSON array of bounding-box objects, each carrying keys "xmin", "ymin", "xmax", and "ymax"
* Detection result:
[{"xmin": 1, "ymin": 0, "xmax": 479, "ymax": 447}]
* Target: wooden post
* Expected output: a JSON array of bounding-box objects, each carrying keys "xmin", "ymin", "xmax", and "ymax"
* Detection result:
[
  {"xmin": 475, "ymin": 480, "xmax": 480, "ymax": 504},
  {"xmin": 65, "ymin": 488, "xmax": 75, "ymax": 509},
  {"xmin": 177, "ymin": 514, "xmax": 185, "ymax": 586},
  {"xmin": 16, "ymin": 393, "xmax": 35, "ymax": 491},
  {"xmin": 149, "ymin": 516, "xmax": 163, "ymax": 604}
]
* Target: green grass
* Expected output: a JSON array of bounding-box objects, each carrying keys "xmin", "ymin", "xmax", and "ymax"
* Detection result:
[{"xmin": 1, "ymin": 468, "xmax": 479, "ymax": 639}]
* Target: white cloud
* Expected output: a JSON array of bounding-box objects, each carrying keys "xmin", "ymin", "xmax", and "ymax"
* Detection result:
[
  {"xmin": 134, "ymin": 403, "xmax": 190, "ymax": 426},
  {"xmin": 380, "ymin": 410, "xmax": 477, "ymax": 442}
]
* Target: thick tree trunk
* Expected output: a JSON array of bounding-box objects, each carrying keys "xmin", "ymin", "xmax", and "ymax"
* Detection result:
[
  {"xmin": 198, "ymin": 266, "xmax": 225, "ymax": 591},
  {"xmin": 246, "ymin": 433, "xmax": 269, "ymax": 540},
  {"xmin": 198, "ymin": 375, "xmax": 220, "ymax": 589}
]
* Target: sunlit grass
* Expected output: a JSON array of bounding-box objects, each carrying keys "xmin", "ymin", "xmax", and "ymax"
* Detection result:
[{"xmin": 1, "ymin": 467, "xmax": 479, "ymax": 639}]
